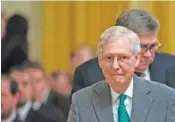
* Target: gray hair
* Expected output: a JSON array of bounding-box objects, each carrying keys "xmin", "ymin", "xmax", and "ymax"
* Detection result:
[
  {"xmin": 97, "ymin": 26, "xmax": 141, "ymax": 56},
  {"xmin": 115, "ymin": 9, "xmax": 160, "ymax": 34}
]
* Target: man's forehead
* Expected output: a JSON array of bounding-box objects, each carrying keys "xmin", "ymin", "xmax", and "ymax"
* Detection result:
[
  {"xmin": 29, "ymin": 70, "xmax": 45, "ymax": 80},
  {"xmin": 104, "ymin": 37, "xmax": 131, "ymax": 46},
  {"xmin": 11, "ymin": 71, "xmax": 24, "ymax": 76},
  {"xmin": 103, "ymin": 39, "xmax": 132, "ymax": 52},
  {"xmin": 11, "ymin": 72, "xmax": 25, "ymax": 82},
  {"xmin": 28, "ymin": 68, "xmax": 43, "ymax": 73},
  {"xmin": 139, "ymin": 33, "xmax": 158, "ymax": 44}
]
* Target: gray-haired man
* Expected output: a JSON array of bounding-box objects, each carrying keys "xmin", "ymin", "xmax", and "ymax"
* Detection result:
[{"xmin": 68, "ymin": 26, "xmax": 175, "ymax": 122}]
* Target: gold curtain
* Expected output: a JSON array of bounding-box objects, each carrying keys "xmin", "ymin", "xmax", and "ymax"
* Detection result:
[
  {"xmin": 131, "ymin": 1, "xmax": 175, "ymax": 54},
  {"xmin": 41, "ymin": 1, "xmax": 175, "ymax": 73},
  {"xmin": 41, "ymin": 1, "xmax": 130, "ymax": 73}
]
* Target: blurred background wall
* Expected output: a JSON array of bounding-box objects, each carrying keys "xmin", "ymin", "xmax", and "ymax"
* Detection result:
[{"xmin": 2, "ymin": 1, "xmax": 175, "ymax": 73}]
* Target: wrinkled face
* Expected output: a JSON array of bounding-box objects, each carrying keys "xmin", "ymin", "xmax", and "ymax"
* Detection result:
[
  {"xmin": 98, "ymin": 37, "xmax": 139, "ymax": 88},
  {"xmin": 11, "ymin": 71, "xmax": 32, "ymax": 108},
  {"xmin": 28, "ymin": 68, "xmax": 46, "ymax": 101},
  {"xmin": 1, "ymin": 78, "xmax": 15, "ymax": 120},
  {"xmin": 55, "ymin": 74, "xmax": 71, "ymax": 97},
  {"xmin": 136, "ymin": 32, "xmax": 159, "ymax": 72}
]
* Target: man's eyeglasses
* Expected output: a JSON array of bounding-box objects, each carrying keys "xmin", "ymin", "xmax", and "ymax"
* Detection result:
[
  {"xmin": 102, "ymin": 55, "xmax": 133, "ymax": 65},
  {"xmin": 140, "ymin": 41, "xmax": 162, "ymax": 54}
]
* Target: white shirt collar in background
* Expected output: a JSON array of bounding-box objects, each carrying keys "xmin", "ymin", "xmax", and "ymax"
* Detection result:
[{"xmin": 18, "ymin": 101, "xmax": 32, "ymax": 121}]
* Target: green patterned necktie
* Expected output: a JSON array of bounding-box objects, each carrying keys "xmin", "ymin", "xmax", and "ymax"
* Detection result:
[{"xmin": 118, "ymin": 94, "xmax": 130, "ymax": 122}]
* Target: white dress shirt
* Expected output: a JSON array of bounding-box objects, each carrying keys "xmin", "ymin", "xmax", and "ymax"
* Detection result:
[
  {"xmin": 110, "ymin": 78, "xmax": 133, "ymax": 122},
  {"xmin": 142, "ymin": 68, "xmax": 151, "ymax": 81},
  {"xmin": 32, "ymin": 89, "xmax": 50, "ymax": 110},
  {"xmin": 41, "ymin": 88, "xmax": 50, "ymax": 104},
  {"xmin": 18, "ymin": 101, "xmax": 32, "ymax": 121},
  {"xmin": 33, "ymin": 100, "xmax": 42, "ymax": 110}
]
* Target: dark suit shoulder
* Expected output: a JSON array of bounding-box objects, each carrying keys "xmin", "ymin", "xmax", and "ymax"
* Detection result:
[
  {"xmin": 76, "ymin": 57, "xmax": 98, "ymax": 72},
  {"xmin": 38, "ymin": 103, "xmax": 65, "ymax": 122},
  {"xmin": 157, "ymin": 52, "xmax": 175, "ymax": 59},
  {"xmin": 72, "ymin": 58, "xmax": 99, "ymax": 93},
  {"xmin": 166, "ymin": 66, "xmax": 175, "ymax": 88},
  {"xmin": 72, "ymin": 57, "xmax": 104, "ymax": 92},
  {"xmin": 155, "ymin": 52, "xmax": 175, "ymax": 65}
]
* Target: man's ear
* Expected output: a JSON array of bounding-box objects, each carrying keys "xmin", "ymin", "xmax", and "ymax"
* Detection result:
[
  {"xmin": 135, "ymin": 54, "xmax": 140, "ymax": 67},
  {"xmin": 98, "ymin": 55, "xmax": 103, "ymax": 69}
]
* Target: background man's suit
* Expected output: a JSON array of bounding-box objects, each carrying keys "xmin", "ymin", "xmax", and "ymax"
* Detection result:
[
  {"xmin": 24, "ymin": 104, "xmax": 64, "ymax": 122},
  {"xmin": 167, "ymin": 66, "xmax": 175, "ymax": 89},
  {"xmin": 72, "ymin": 52, "xmax": 175, "ymax": 93},
  {"xmin": 46, "ymin": 90, "xmax": 70, "ymax": 119},
  {"xmin": 68, "ymin": 76, "xmax": 175, "ymax": 122}
]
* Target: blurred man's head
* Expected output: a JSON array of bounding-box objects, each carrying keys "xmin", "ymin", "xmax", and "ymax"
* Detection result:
[
  {"xmin": 6, "ymin": 14, "xmax": 28, "ymax": 37},
  {"xmin": 52, "ymin": 71, "xmax": 72, "ymax": 97},
  {"xmin": 9, "ymin": 66, "xmax": 32, "ymax": 108},
  {"xmin": 23, "ymin": 61, "xmax": 47, "ymax": 101},
  {"xmin": 71, "ymin": 46, "xmax": 95, "ymax": 73},
  {"xmin": 1, "ymin": 75, "xmax": 19, "ymax": 120},
  {"xmin": 116, "ymin": 9, "xmax": 161, "ymax": 73}
]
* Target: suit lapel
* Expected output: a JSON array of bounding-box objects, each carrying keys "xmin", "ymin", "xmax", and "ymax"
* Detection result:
[
  {"xmin": 130, "ymin": 76, "xmax": 153, "ymax": 122},
  {"xmin": 91, "ymin": 81, "xmax": 114, "ymax": 122},
  {"xmin": 25, "ymin": 108, "xmax": 36, "ymax": 122}
]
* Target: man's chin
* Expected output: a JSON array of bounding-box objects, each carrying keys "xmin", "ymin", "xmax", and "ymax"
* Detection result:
[
  {"xmin": 136, "ymin": 63, "xmax": 150, "ymax": 72},
  {"xmin": 112, "ymin": 76, "xmax": 125, "ymax": 84},
  {"xmin": 139, "ymin": 60, "xmax": 152, "ymax": 68}
]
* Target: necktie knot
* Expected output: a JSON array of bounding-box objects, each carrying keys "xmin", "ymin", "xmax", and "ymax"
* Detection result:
[{"xmin": 119, "ymin": 94, "xmax": 127, "ymax": 104}]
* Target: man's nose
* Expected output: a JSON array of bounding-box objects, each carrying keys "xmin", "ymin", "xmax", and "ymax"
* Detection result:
[
  {"xmin": 143, "ymin": 49, "xmax": 152, "ymax": 57},
  {"xmin": 112, "ymin": 58, "xmax": 120, "ymax": 69}
]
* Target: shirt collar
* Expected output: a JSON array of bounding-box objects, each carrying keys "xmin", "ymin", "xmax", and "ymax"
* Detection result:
[
  {"xmin": 110, "ymin": 77, "xmax": 133, "ymax": 102},
  {"xmin": 142, "ymin": 68, "xmax": 149, "ymax": 76},
  {"xmin": 41, "ymin": 88, "xmax": 50, "ymax": 103},
  {"xmin": 18, "ymin": 101, "xmax": 32, "ymax": 121}
]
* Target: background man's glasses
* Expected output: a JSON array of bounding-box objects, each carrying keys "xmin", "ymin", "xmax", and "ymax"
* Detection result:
[{"xmin": 140, "ymin": 41, "xmax": 162, "ymax": 53}]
